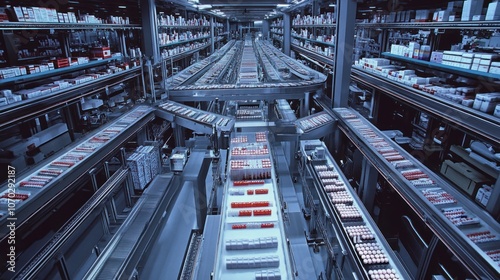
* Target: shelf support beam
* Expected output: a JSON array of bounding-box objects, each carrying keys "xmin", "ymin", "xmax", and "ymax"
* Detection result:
[
  {"xmin": 210, "ymin": 16, "xmax": 215, "ymax": 54},
  {"xmin": 283, "ymin": 13, "xmax": 291, "ymax": 56},
  {"xmin": 332, "ymin": 0, "xmax": 356, "ymax": 108},
  {"xmin": 141, "ymin": 0, "xmax": 159, "ymax": 64}
]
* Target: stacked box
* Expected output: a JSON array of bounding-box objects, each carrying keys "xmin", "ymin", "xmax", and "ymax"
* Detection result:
[
  {"xmin": 230, "ymin": 158, "xmax": 272, "ymax": 180},
  {"xmin": 461, "ymin": 0, "xmax": 484, "ymax": 21},
  {"xmin": 137, "ymin": 145, "xmax": 160, "ymax": 183},
  {"xmin": 128, "ymin": 152, "xmax": 147, "ymax": 190},
  {"xmin": 473, "ymin": 93, "xmax": 500, "ymax": 113}
]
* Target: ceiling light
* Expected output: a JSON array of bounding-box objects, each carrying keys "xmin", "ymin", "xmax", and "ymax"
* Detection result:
[
  {"xmin": 277, "ymin": 4, "xmax": 290, "ymax": 8},
  {"xmin": 369, "ymin": 6, "xmax": 376, "ymax": 9},
  {"xmin": 329, "ymin": 4, "xmax": 336, "ymax": 7},
  {"xmin": 254, "ymin": 20, "xmax": 263, "ymax": 24},
  {"xmin": 118, "ymin": 5, "xmax": 127, "ymax": 8}
]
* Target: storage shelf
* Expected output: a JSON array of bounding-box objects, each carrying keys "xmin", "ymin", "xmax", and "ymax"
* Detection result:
[
  {"xmin": 292, "ymin": 24, "xmax": 336, "ymax": 28},
  {"xmin": 0, "ymin": 56, "xmax": 121, "ymax": 87},
  {"xmin": 158, "ymin": 24, "xmax": 210, "ymax": 29},
  {"xmin": 0, "ymin": 22, "xmax": 141, "ymax": 30},
  {"xmin": 382, "ymin": 52, "xmax": 500, "ymax": 82},
  {"xmin": 292, "ymin": 35, "xmax": 335, "ymax": 47},
  {"xmin": 159, "ymin": 36, "xmax": 211, "ymax": 48},
  {"xmin": 334, "ymin": 107, "xmax": 500, "ymax": 279},
  {"xmin": 162, "ymin": 44, "xmax": 210, "ymax": 63},
  {"xmin": 356, "ymin": 20, "xmax": 500, "ymax": 30},
  {"xmin": 0, "ymin": 66, "xmax": 141, "ymax": 130},
  {"xmin": 17, "ymin": 55, "xmax": 53, "ymax": 61},
  {"xmin": 351, "ymin": 68, "xmax": 500, "ymax": 144},
  {"xmin": 291, "ymin": 44, "xmax": 334, "ymax": 65},
  {"xmin": 270, "ymin": 31, "xmax": 283, "ymax": 35}
]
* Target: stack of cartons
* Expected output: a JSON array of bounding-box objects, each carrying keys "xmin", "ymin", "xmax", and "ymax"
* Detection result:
[{"xmin": 127, "ymin": 152, "xmax": 147, "ymax": 190}]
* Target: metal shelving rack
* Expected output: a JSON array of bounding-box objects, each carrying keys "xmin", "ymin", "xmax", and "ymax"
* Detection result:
[{"xmin": 350, "ymin": 67, "xmax": 500, "ymax": 148}]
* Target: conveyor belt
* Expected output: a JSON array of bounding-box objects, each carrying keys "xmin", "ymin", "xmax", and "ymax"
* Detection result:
[
  {"xmin": 334, "ymin": 107, "xmax": 500, "ymax": 279},
  {"xmin": 299, "ymin": 140, "xmax": 411, "ymax": 279},
  {"xmin": 83, "ymin": 174, "xmax": 179, "ymax": 279},
  {"xmin": 213, "ymin": 132, "xmax": 293, "ymax": 279},
  {"xmin": 0, "ymin": 106, "xmax": 155, "ymax": 240}
]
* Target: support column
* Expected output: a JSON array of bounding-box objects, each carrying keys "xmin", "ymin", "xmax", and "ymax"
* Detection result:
[
  {"xmin": 262, "ymin": 20, "xmax": 270, "ymax": 40},
  {"xmin": 210, "ymin": 16, "xmax": 215, "ymax": 54},
  {"xmin": 140, "ymin": 0, "xmax": 159, "ymax": 64},
  {"xmin": 332, "ymin": 0, "xmax": 356, "ymax": 108},
  {"xmin": 173, "ymin": 122, "xmax": 185, "ymax": 147},
  {"xmin": 283, "ymin": 13, "xmax": 291, "ymax": 56},
  {"xmin": 299, "ymin": 92, "xmax": 311, "ymax": 118},
  {"xmin": 360, "ymin": 158, "xmax": 378, "ymax": 213},
  {"xmin": 486, "ymin": 177, "xmax": 500, "ymax": 218}
]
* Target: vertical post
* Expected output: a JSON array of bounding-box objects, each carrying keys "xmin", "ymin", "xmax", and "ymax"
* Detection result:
[
  {"xmin": 332, "ymin": 0, "xmax": 356, "ymax": 108},
  {"xmin": 210, "ymin": 16, "xmax": 215, "ymax": 54},
  {"xmin": 117, "ymin": 30, "xmax": 128, "ymax": 57},
  {"xmin": 486, "ymin": 177, "xmax": 500, "ymax": 218},
  {"xmin": 283, "ymin": 13, "xmax": 291, "ymax": 56},
  {"xmin": 62, "ymin": 105, "xmax": 75, "ymax": 141},
  {"xmin": 360, "ymin": 158, "xmax": 378, "ymax": 212},
  {"xmin": 57, "ymin": 257, "xmax": 71, "ymax": 280},
  {"xmin": 262, "ymin": 20, "xmax": 270, "ymax": 40},
  {"xmin": 141, "ymin": 0, "xmax": 159, "ymax": 64}
]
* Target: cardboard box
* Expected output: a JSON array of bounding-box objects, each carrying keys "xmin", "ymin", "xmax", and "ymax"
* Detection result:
[
  {"xmin": 494, "ymin": 104, "xmax": 500, "ymax": 117},
  {"xmin": 440, "ymin": 160, "xmax": 490, "ymax": 196},
  {"xmin": 476, "ymin": 185, "xmax": 493, "ymax": 206},
  {"xmin": 430, "ymin": 51, "xmax": 444, "ymax": 63},
  {"xmin": 478, "ymin": 65, "xmax": 490, "ymax": 72},
  {"xmin": 479, "ymin": 93, "xmax": 500, "ymax": 113},
  {"xmin": 90, "ymin": 47, "xmax": 111, "ymax": 59}
]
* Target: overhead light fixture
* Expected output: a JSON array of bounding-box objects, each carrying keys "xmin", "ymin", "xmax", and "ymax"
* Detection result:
[
  {"xmin": 254, "ymin": 20, "xmax": 263, "ymax": 24},
  {"xmin": 276, "ymin": 4, "xmax": 290, "ymax": 8},
  {"xmin": 369, "ymin": 6, "xmax": 376, "ymax": 9},
  {"xmin": 118, "ymin": 5, "xmax": 127, "ymax": 9},
  {"xmin": 197, "ymin": 4, "xmax": 212, "ymax": 9},
  {"xmin": 329, "ymin": 4, "xmax": 336, "ymax": 7}
]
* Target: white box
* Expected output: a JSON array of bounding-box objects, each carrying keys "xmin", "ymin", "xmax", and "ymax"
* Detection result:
[
  {"xmin": 462, "ymin": 0, "xmax": 484, "ymax": 21},
  {"xmin": 493, "ymin": 103, "xmax": 500, "ymax": 117},
  {"xmin": 478, "ymin": 65, "xmax": 490, "ymax": 72},
  {"xmin": 489, "ymin": 66, "xmax": 500, "ymax": 74},
  {"xmin": 438, "ymin": 10, "xmax": 450, "ymax": 21},
  {"xmin": 479, "ymin": 93, "xmax": 500, "ymax": 113},
  {"xmin": 486, "ymin": 1, "xmax": 500, "ymax": 20},
  {"xmin": 473, "ymin": 94, "xmax": 484, "ymax": 109},
  {"xmin": 461, "ymin": 57, "xmax": 473, "ymax": 64},
  {"xmin": 408, "ymin": 42, "xmax": 420, "ymax": 58}
]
